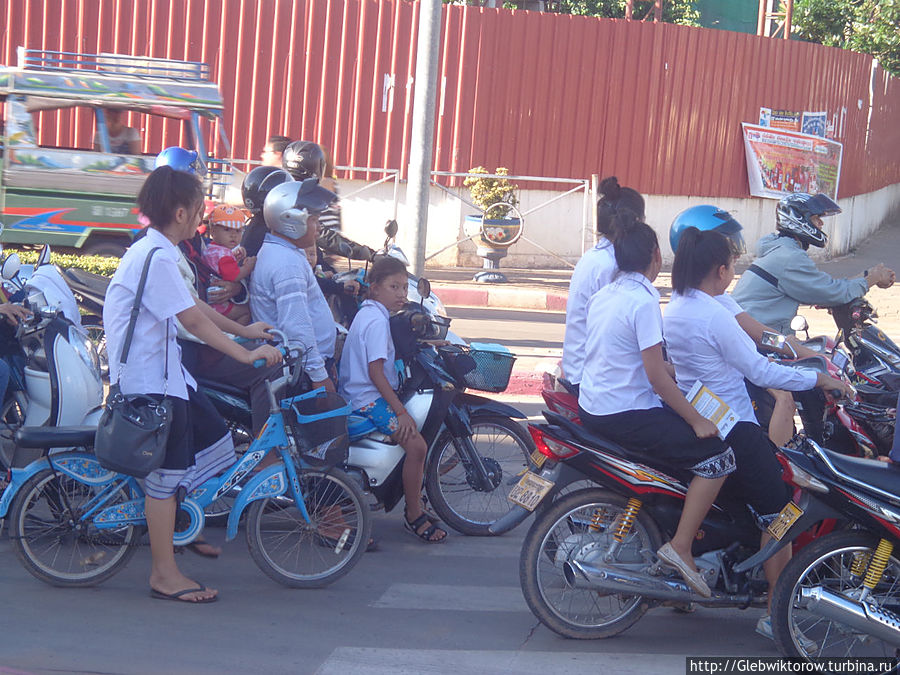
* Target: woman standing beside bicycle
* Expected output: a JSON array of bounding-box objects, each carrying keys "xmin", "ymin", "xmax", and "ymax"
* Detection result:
[{"xmin": 103, "ymin": 166, "xmax": 281, "ymax": 603}]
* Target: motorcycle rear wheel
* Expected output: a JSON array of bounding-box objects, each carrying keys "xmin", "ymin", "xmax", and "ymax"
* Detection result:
[
  {"xmin": 10, "ymin": 469, "xmax": 139, "ymax": 587},
  {"xmin": 424, "ymin": 414, "xmax": 535, "ymax": 536},
  {"xmin": 771, "ymin": 530, "xmax": 900, "ymax": 659},
  {"xmin": 520, "ymin": 488, "xmax": 662, "ymax": 639}
]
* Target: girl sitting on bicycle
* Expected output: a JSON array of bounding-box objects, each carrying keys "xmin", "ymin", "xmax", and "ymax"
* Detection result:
[
  {"xmin": 104, "ymin": 166, "xmax": 281, "ymax": 603},
  {"xmin": 338, "ymin": 256, "xmax": 447, "ymax": 543}
]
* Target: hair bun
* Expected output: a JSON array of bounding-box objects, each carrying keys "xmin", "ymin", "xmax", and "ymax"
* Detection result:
[{"xmin": 599, "ymin": 176, "xmax": 622, "ymax": 201}]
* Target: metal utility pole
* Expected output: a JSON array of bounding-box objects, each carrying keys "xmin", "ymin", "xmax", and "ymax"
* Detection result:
[
  {"xmin": 757, "ymin": 0, "xmax": 794, "ymax": 38},
  {"xmin": 406, "ymin": 0, "xmax": 442, "ymax": 277}
]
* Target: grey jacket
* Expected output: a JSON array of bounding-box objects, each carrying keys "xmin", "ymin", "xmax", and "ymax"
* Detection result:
[{"xmin": 732, "ymin": 233, "xmax": 868, "ymax": 334}]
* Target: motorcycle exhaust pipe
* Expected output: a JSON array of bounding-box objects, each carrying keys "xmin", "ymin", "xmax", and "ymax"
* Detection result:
[
  {"xmin": 563, "ymin": 560, "xmax": 745, "ymax": 605},
  {"xmin": 800, "ymin": 586, "xmax": 900, "ymax": 647}
]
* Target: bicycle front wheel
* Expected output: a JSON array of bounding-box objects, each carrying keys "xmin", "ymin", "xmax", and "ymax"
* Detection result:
[
  {"xmin": 10, "ymin": 469, "xmax": 140, "ymax": 587},
  {"xmin": 245, "ymin": 467, "xmax": 371, "ymax": 588}
]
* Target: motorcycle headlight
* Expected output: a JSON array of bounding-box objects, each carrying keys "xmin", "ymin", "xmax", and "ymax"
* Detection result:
[{"xmin": 70, "ymin": 325, "xmax": 102, "ymax": 385}]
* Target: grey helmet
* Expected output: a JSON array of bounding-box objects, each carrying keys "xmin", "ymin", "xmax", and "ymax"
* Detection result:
[
  {"xmin": 775, "ymin": 193, "xmax": 841, "ymax": 249},
  {"xmin": 262, "ymin": 178, "xmax": 336, "ymax": 239}
]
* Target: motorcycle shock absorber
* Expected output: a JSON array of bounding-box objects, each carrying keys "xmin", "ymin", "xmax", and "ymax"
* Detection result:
[
  {"xmin": 589, "ymin": 507, "xmax": 608, "ymax": 533},
  {"xmin": 860, "ymin": 539, "xmax": 894, "ymax": 600},
  {"xmin": 851, "ymin": 551, "xmax": 872, "ymax": 579},
  {"xmin": 613, "ymin": 498, "xmax": 643, "ymax": 543}
]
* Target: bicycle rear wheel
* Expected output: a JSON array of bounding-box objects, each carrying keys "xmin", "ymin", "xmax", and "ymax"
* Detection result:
[
  {"xmin": 10, "ymin": 469, "xmax": 139, "ymax": 587},
  {"xmin": 245, "ymin": 467, "xmax": 371, "ymax": 588}
]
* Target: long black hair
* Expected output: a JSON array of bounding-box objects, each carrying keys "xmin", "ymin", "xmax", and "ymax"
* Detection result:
[
  {"xmin": 611, "ymin": 212, "xmax": 658, "ymax": 273},
  {"xmin": 597, "ymin": 176, "xmax": 645, "ymax": 239},
  {"xmin": 137, "ymin": 166, "xmax": 204, "ymax": 230},
  {"xmin": 671, "ymin": 227, "xmax": 733, "ymax": 294}
]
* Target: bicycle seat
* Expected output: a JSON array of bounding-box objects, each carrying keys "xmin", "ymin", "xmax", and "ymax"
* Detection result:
[
  {"xmin": 15, "ymin": 426, "xmax": 97, "ymax": 449},
  {"xmin": 348, "ymin": 414, "xmax": 376, "ymax": 441},
  {"xmin": 823, "ymin": 449, "xmax": 900, "ymax": 496}
]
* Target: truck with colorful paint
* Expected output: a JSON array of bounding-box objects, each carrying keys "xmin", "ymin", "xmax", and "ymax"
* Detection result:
[{"xmin": 0, "ymin": 48, "xmax": 235, "ymax": 256}]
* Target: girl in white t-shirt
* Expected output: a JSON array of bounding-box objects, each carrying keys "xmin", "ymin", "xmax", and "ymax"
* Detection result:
[
  {"xmin": 105, "ymin": 167, "xmax": 281, "ymax": 603},
  {"xmin": 339, "ymin": 256, "xmax": 447, "ymax": 543},
  {"xmin": 578, "ymin": 216, "xmax": 732, "ymax": 597}
]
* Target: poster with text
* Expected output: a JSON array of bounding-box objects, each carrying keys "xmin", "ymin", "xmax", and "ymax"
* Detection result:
[
  {"xmin": 802, "ymin": 111, "xmax": 827, "ymax": 138},
  {"xmin": 741, "ymin": 123, "xmax": 843, "ymax": 200},
  {"xmin": 770, "ymin": 110, "xmax": 801, "ymax": 132}
]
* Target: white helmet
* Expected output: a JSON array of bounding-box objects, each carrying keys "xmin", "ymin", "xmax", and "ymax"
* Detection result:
[{"xmin": 262, "ymin": 178, "xmax": 336, "ymax": 239}]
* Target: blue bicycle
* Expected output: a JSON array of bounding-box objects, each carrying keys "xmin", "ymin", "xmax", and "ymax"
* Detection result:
[{"xmin": 0, "ymin": 347, "xmax": 371, "ymax": 589}]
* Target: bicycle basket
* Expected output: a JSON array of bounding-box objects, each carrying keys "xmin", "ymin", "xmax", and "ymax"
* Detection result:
[
  {"xmin": 443, "ymin": 342, "xmax": 516, "ymax": 393},
  {"xmin": 287, "ymin": 389, "xmax": 351, "ymax": 467}
]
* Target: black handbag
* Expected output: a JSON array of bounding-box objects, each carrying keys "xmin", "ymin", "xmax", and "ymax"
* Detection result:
[{"xmin": 94, "ymin": 248, "xmax": 174, "ymax": 478}]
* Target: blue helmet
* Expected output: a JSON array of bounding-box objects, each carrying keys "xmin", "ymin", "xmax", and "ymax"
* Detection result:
[
  {"xmin": 669, "ymin": 205, "xmax": 745, "ymax": 255},
  {"xmin": 155, "ymin": 147, "xmax": 206, "ymax": 177}
]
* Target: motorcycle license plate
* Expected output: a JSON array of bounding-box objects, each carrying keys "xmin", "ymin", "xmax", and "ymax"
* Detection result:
[
  {"xmin": 529, "ymin": 448, "xmax": 547, "ymax": 469},
  {"xmin": 509, "ymin": 471, "xmax": 555, "ymax": 511},
  {"xmin": 767, "ymin": 502, "xmax": 804, "ymax": 541}
]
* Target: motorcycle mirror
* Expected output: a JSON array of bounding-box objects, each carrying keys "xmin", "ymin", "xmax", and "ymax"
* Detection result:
[
  {"xmin": 1, "ymin": 253, "xmax": 22, "ymax": 281},
  {"xmin": 790, "ymin": 315, "xmax": 809, "ymax": 333},
  {"xmin": 760, "ymin": 331, "xmax": 787, "ymax": 350},
  {"xmin": 417, "ymin": 277, "xmax": 431, "ymax": 300},
  {"xmin": 36, "ymin": 244, "xmax": 51, "ymax": 267},
  {"xmin": 384, "ymin": 219, "xmax": 399, "ymax": 239}
]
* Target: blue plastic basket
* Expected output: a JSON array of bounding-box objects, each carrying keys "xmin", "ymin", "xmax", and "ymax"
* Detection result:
[{"xmin": 287, "ymin": 388, "xmax": 351, "ymax": 467}]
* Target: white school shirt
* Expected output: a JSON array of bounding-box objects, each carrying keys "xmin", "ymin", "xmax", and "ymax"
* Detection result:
[
  {"xmin": 579, "ymin": 272, "xmax": 664, "ymax": 416},
  {"xmin": 103, "ymin": 227, "xmax": 197, "ymax": 400},
  {"xmin": 664, "ymin": 288, "xmax": 817, "ymax": 423},
  {"xmin": 249, "ymin": 234, "xmax": 335, "ymax": 382},
  {"xmin": 561, "ymin": 239, "xmax": 617, "ymax": 385},
  {"xmin": 338, "ymin": 299, "xmax": 399, "ymax": 411}
]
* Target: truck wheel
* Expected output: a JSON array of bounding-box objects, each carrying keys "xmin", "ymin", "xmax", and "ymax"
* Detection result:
[{"xmin": 83, "ymin": 239, "xmax": 128, "ymax": 258}]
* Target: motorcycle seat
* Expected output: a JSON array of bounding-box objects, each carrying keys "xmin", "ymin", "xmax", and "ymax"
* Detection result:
[
  {"xmin": 64, "ymin": 267, "xmax": 110, "ymax": 294},
  {"xmin": 348, "ymin": 414, "xmax": 377, "ymax": 441},
  {"xmin": 790, "ymin": 356, "xmax": 831, "ymax": 374},
  {"xmin": 823, "ymin": 449, "xmax": 900, "ymax": 496},
  {"xmin": 196, "ymin": 377, "xmax": 249, "ymax": 400},
  {"xmin": 15, "ymin": 425, "xmax": 97, "ymax": 449}
]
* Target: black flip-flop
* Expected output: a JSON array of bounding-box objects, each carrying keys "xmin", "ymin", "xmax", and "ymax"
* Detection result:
[{"xmin": 150, "ymin": 585, "xmax": 218, "ymax": 603}]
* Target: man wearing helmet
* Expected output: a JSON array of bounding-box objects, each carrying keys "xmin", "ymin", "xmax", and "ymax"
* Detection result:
[
  {"xmin": 732, "ymin": 193, "xmax": 894, "ymax": 335},
  {"xmin": 249, "ymin": 178, "xmax": 340, "ymax": 391},
  {"xmin": 282, "ymin": 140, "xmax": 374, "ymax": 262},
  {"xmin": 240, "ymin": 165, "xmax": 294, "ymax": 257}
]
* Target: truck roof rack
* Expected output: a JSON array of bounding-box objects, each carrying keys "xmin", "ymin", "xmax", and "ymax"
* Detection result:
[{"xmin": 17, "ymin": 47, "xmax": 211, "ymax": 82}]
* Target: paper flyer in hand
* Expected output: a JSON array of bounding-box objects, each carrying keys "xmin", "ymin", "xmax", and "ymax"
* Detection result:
[{"xmin": 686, "ymin": 380, "xmax": 739, "ymax": 439}]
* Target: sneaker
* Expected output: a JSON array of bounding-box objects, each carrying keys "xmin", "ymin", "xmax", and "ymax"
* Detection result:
[{"xmin": 756, "ymin": 614, "xmax": 818, "ymax": 654}]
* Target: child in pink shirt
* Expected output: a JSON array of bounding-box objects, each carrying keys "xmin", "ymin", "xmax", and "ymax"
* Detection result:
[{"xmin": 202, "ymin": 205, "xmax": 255, "ymax": 324}]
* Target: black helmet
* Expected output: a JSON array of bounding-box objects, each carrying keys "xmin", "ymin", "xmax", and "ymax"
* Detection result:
[
  {"xmin": 282, "ymin": 140, "xmax": 326, "ymax": 181},
  {"xmin": 775, "ymin": 193, "xmax": 841, "ymax": 249},
  {"xmin": 242, "ymin": 166, "xmax": 293, "ymax": 213}
]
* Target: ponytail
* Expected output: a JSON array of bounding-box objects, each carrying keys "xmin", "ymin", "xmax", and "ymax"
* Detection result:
[
  {"xmin": 612, "ymin": 214, "xmax": 658, "ymax": 272},
  {"xmin": 671, "ymin": 227, "xmax": 733, "ymax": 294},
  {"xmin": 596, "ymin": 175, "xmax": 646, "ymax": 239}
]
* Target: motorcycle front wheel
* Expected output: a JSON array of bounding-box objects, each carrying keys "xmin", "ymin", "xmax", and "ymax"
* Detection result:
[
  {"xmin": 424, "ymin": 414, "xmax": 535, "ymax": 536},
  {"xmin": 771, "ymin": 530, "xmax": 900, "ymax": 659},
  {"xmin": 520, "ymin": 488, "xmax": 662, "ymax": 640},
  {"xmin": 245, "ymin": 467, "xmax": 371, "ymax": 588}
]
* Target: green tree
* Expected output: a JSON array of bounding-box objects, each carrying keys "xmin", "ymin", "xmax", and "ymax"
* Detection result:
[
  {"xmin": 791, "ymin": 0, "xmax": 899, "ymax": 76},
  {"xmin": 556, "ymin": 0, "xmax": 700, "ymax": 25}
]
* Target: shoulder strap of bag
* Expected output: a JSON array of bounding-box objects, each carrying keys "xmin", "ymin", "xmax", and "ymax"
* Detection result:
[
  {"xmin": 747, "ymin": 263, "xmax": 779, "ymax": 288},
  {"xmin": 120, "ymin": 247, "xmax": 162, "ymax": 365}
]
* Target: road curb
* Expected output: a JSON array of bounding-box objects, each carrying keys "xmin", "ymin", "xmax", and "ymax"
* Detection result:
[{"xmin": 434, "ymin": 284, "xmax": 567, "ymax": 312}]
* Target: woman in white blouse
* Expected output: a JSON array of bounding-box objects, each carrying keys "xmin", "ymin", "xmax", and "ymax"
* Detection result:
[
  {"xmin": 664, "ymin": 226, "xmax": 852, "ymax": 638},
  {"xmin": 104, "ymin": 167, "xmax": 282, "ymax": 604},
  {"xmin": 578, "ymin": 215, "xmax": 735, "ymax": 598}
]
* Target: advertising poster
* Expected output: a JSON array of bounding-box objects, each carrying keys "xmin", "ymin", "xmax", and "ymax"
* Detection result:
[
  {"xmin": 770, "ymin": 110, "xmax": 802, "ymax": 132},
  {"xmin": 741, "ymin": 123, "xmax": 843, "ymax": 200},
  {"xmin": 802, "ymin": 111, "xmax": 828, "ymax": 138},
  {"xmin": 759, "ymin": 107, "xmax": 772, "ymax": 127}
]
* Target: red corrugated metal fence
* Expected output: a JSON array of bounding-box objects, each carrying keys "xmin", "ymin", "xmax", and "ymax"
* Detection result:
[{"xmin": 2, "ymin": 0, "xmax": 898, "ymax": 198}]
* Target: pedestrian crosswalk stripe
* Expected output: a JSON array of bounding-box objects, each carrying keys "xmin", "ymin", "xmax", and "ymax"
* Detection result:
[{"xmin": 316, "ymin": 647, "xmax": 686, "ymax": 674}]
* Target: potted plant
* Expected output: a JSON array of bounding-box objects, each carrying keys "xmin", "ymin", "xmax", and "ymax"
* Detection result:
[{"xmin": 463, "ymin": 167, "xmax": 522, "ymax": 248}]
